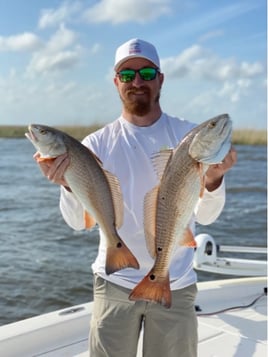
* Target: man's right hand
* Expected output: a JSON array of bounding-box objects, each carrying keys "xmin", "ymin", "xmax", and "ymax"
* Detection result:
[{"xmin": 33, "ymin": 152, "xmax": 70, "ymax": 188}]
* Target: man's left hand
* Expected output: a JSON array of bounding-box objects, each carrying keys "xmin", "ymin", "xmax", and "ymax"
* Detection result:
[{"xmin": 205, "ymin": 146, "xmax": 237, "ymax": 191}]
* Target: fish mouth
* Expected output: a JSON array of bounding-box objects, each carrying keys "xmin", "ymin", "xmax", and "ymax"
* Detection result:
[
  {"xmin": 221, "ymin": 118, "xmax": 232, "ymax": 139},
  {"xmin": 215, "ymin": 114, "xmax": 232, "ymax": 140},
  {"xmin": 25, "ymin": 125, "xmax": 38, "ymax": 143}
]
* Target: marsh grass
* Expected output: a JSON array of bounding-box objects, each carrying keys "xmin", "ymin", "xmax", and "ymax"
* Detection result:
[
  {"xmin": 0, "ymin": 126, "xmax": 29, "ymax": 138},
  {"xmin": 0, "ymin": 125, "xmax": 266, "ymax": 145},
  {"xmin": 232, "ymin": 129, "xmax": 267, "ymax": 146},
  {"xmin": 0, "ymin": 125, "xmax": 101, "ymax": 140}
]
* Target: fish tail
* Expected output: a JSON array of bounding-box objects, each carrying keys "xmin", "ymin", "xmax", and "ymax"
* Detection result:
[
  {"xmin": 105, "ymin": 240, "xmax": 140, "ymax": 275},
  {"xmin": 129, "ymin": 271, "xmax": 171, "ymax": 308}
]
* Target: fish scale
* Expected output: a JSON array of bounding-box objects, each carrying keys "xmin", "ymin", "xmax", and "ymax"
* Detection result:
[
  {"xmin": 149, "ymin": 157, "xmax": 203, "ymax": 278},
  {"xmin": 65, "ymin": 141, "xmax": 117, "ymax": 231}
]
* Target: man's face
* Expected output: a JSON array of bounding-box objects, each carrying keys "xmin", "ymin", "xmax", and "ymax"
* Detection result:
[{"xmin": 114, "ymin": 58, "xmax": 164, "ymax": 116}]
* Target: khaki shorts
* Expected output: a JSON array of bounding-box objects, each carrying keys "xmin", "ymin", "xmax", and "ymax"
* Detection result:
[{"xmin": 89, "ymin": 275, "xmax": 198, "ymax": 357}]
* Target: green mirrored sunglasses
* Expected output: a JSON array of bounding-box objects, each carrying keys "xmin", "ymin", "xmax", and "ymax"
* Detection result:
[{"xmin": 117, "ymin": 67, "xmax": 159, "ymax": 83}]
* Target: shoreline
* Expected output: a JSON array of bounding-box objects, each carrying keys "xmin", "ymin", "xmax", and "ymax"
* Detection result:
[{"xmin": 0, "ymin": 125, "xmax": 266, "ymax": 145}]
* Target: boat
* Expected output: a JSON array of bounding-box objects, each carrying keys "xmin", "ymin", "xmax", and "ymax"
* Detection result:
[
  {"xmin": 194, "ymin": 233, "xmax": 267, "ymax": 276},
  {"xmin": 0, "ymin": 234, "xmax": 267, "ymax": 357},
  {"xmin": 0, "ymin": 276, "xmax": 266, "ymax": 357}
]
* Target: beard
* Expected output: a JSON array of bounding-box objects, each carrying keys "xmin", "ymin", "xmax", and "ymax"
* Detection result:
[{"xmin": 120, "ymin": 86, "xmax": 161, "ymax": 116}]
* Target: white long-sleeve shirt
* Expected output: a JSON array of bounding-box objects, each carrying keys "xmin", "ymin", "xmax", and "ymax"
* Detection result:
[{"xmin": 60, "ymin": 113, "xmax": 225, "ymax": 290}]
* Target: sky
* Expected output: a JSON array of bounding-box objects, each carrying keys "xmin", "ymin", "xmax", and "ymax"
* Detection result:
[{"xmin": 0, "ymin": 0, "xmax": 266, "ymax": 129}]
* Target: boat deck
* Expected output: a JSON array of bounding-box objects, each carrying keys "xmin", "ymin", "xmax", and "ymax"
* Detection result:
[
  {"xmin": 0, "ymin": 277, "xmax": 267, "ymax": 357},
  {"xmin": 197, "ymin": 279, "xmax": 267, "ymax": 357}
]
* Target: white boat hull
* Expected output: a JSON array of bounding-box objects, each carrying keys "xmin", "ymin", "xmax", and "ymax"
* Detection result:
[
  {"xmin": 0, "ymin": 277, "xmax": 267, "ymax": 357},
  {"xmin": 194, "ymin": 234, "xmax": 267, "ymax": 276}
]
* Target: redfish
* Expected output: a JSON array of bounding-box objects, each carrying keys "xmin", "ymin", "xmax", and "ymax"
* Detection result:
[
  {"xmin": 129, "ymin": 114, "xmax": 232, "ymax": 307},
  {"xmin": 25, "ymin": 124, "xmax": 139, "ymax": 275}
]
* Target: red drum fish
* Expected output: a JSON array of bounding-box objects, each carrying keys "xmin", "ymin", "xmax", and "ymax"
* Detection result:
[
  {"xmin": 26, "ymin": 124, "xmax": 139, "ymax": 275},
  {"xmin": 129, "ymin": 114, "xmax": 232, "ymax": 308}
]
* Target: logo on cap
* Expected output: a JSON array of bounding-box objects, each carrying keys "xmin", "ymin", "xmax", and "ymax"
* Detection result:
[{"xmin": 129, "ymin": 41, "xmax": 141, "ymax": 55}]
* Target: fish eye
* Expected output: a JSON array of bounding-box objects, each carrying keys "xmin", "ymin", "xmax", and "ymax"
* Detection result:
[
  {"xmin": 39, "ymin": 128, "xmax": 47, "ymax": 135},
  {"xmin": 209, "ymin": 121, "xmax": 216, "ymax": 128}
]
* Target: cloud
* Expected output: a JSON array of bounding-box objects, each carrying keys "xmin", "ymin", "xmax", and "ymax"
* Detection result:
[
  {"xmin": 198, "ymin": 30, "xmax": 224, "ymax": 43},
  {"xmin": 161, "ymin": 45, "xmax": 206, "ymax": 77},
  {"xmin": 27, "ymin": 25, "xmax": 80, "ymax": 74},
  {"xmin": 37, "ymin": 0, "xmax": 171, "ymax": 27},
  {"xmin": 83, "ymin": 0, "xmax": 171, "ymax": 24},
  {"xmin": 90, "ymin": 43, "xmax": 101, "ymax": 55},
  {"xmin": 38, "ymin": 1, "xmax": 82, "ymax": 28},
  {"xmin": 0, "ymin": 32, "xmax": 42, "ymax": 52},
  {"xmin": 177, "ymin": 2, "xmax": 260, "ymax": 38},
  {"xmin": 44, "ymin": 81, "xmax": 77, "ymax": 96},
  {"xmin": 160, "ymin": 44, "xmax": 265, "ymax": 112},
  {"xmin": 29, "ymin": 51, "xmax": 79, "ymax": 73},
  {"xmin": 218, "ymin": 78, "xmax": 252, "ymax": 103},
  {"xmin": 45, "ymin": 24, "xmax": 77, "ymax": 52},
  {"xmin": 161, "ymin": 45, "xmax": 264, "ymax": 82}
]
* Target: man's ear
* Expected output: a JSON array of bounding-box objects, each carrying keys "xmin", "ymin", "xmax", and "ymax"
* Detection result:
[{"xmin": 113, "ymin": 76, "xmax": 119, "ymax": 87}]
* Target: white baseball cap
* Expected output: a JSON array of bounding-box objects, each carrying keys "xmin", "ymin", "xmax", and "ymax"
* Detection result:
[{"xmin": 114, "ymin": 38, "xmax": 160, "ymax": 71}]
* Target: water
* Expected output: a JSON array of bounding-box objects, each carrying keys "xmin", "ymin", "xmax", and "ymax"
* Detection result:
[{"xmin": 0, "ymin": 139, "xmax": 266, "ymax": 326}]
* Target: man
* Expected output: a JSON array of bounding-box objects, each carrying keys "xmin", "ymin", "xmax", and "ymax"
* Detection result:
[{"xmin": 35, "ymin": 38, "xmax": 237, "ymax": 357}]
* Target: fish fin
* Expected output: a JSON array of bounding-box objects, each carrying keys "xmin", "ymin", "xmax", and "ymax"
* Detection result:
[
  {"xmin": 198, "ymin": 163, "xmax": 206, "ymax": 198},
  {"xmin": 36, "ymin": 157, "xmax": 56, "ymax": 163},
  {"xmin": 103, "ymin": 170, "xmax": 124, "ymax": 229},
  {"xmin": 144, "ymin": 186, "xmax": 159, "ymax": 258},
  {"xmin": 105, "ymin": 241, "xmax": 140, "ymax": 275},
  {"xmin": 129, "ymin": 271, "xmax": 171, "ymax": 308},
  {"xmin": 83, "ymin": 210, "xmax": 96, "ymax": 229},
  {"xmin": 151, "ymin": 149, "xmax": 173, "ymax": 180},
  {"xmin": 87, "ymin": 147, "xmax": 103, "ymax": 166},
  {"xmin": 181, "ymin": 227, "xmax": 197, "ymax": 247}
]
